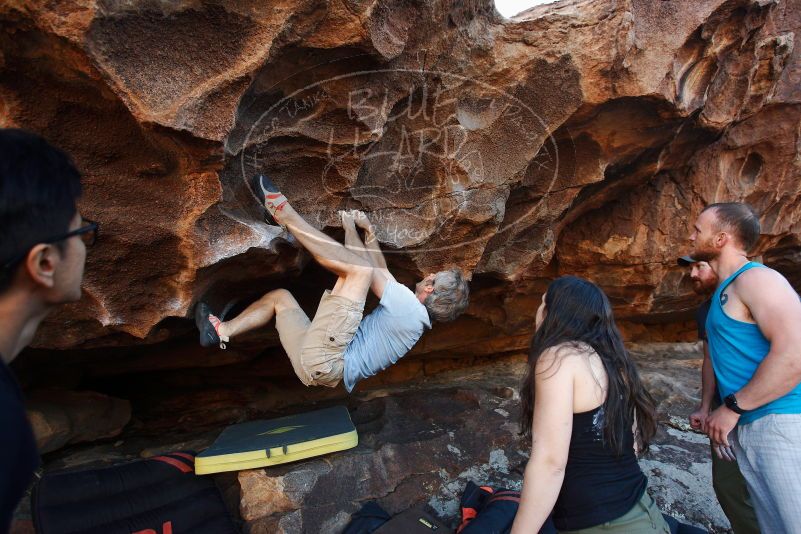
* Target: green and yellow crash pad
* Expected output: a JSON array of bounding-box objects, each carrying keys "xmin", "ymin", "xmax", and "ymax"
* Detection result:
[{"xmin": 195, "ymin": 405, "xmax": 358, "ymax": 475}]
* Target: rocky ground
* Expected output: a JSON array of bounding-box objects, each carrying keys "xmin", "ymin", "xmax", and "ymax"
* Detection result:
[{"xmin": 17, "ymin": 343, "xmax": 731, "ymax": 533}]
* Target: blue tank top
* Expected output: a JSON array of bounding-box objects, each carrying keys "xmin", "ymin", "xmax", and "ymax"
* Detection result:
[{"xmin": 706, "ymin": 261, "xmax": 801, "ymax": 425}]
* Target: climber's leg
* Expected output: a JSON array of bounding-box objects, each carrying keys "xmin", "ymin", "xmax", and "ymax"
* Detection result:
[
  {"xmin": 252, "ymin": 174, "xmax": 372, "ymax": 302},
  {"xmin": 216, "ymin": 289, "xmax": 301, "ymax": 340}
]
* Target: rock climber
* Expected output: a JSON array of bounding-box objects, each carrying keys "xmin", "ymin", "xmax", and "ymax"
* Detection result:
[{"xmin": 195, "ymin": 175, "xmax": 469, "ymax": 392}]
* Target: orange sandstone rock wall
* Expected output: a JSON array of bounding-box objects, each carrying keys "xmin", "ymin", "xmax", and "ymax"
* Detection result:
[{"xmin": 1, "ymin": 0, "xmax": 799, "ymax": 361}]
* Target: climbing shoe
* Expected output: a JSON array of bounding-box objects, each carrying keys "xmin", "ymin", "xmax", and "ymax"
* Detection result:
[
  {"xmin": 195, "ymin": 301, "xmax": 228, "ymax": 349},
  {"xmin": 250, "ymin": 173, "xmax": 287, "ymax": 226}
]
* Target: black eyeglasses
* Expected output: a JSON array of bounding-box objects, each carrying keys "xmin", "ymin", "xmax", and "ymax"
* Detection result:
[
  {"xmin": 1, "ymin": 218, "xmax": 99, "ymax": 271},
  {"xmin": 48, "ymin": 218, "xmax": 99, "ymax": 248}
]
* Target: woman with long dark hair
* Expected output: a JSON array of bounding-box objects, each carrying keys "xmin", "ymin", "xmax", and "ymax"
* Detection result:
[{"xmin": 510, "ymin": 276, "xmax": 669, "ymax": 533}]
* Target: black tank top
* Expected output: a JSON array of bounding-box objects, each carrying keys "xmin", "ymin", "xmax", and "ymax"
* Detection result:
[{"xmin": 551, "ymin": 405, "xmax": 647, "ymax": 531}]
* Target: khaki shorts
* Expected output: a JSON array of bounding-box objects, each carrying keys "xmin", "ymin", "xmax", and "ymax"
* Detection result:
[{"xmin": 275, "ymin": 290, "xmax": 364, "ymax": 388}]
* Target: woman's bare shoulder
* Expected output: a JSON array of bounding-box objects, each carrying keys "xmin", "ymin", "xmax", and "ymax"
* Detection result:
[
  {"xmin": 541, "ymin": 341, "xmax": 596, "ymax": 360},
  {"xmin": 536, "ymin": 342, "xmax": 593, "ymax": 375}
]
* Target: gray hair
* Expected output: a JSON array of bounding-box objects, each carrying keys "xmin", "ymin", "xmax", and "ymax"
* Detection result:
[{"xmin": 423, "ymin": 269, "xmax": 470, "ymax": 323}]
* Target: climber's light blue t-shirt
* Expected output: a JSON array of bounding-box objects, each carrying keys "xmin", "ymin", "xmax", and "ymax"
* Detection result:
[{"xmin": 344, "ymin": 280, "xmax": 431, "ymax": 392}]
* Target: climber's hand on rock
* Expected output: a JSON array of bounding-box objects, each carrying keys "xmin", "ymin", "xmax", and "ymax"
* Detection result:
[
  {"xmin": 352, "ymin": 210, "xmax": 373, "ymax": 232},
  {"xmin": 339, "ymin": 210, "xmax": 356, "ymax": 229}
]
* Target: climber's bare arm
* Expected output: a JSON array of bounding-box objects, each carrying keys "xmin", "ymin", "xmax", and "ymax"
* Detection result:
[{"xmin": 364, "ymin": 230, "xmax": 394, "ymax": 298}]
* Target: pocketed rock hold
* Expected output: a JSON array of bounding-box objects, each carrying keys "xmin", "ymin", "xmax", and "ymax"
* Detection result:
[
  {"xmin": 238, "ymin": 467, "xmax": 326, "ymax": 521},
  {"xmin": 0, "ymin": 0, "xmax": 797, "ymax": 360},
  {"xmin": 26, "ymin": 389, "xmax": 131, "ymax": 454}
]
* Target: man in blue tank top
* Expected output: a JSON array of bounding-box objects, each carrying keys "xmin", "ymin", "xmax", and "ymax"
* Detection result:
[
  {"xmin": 690, "ymin": 202, "xmax": 801, "ymax": 533},
  {"xmin": 680, "ymin": 255, "xmax": 758, "ymax": 534}
]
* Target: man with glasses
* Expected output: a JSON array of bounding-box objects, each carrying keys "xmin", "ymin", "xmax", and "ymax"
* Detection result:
[{"xmin": 0, "ymin": 129, "xmax": 94, "ymax": 532}]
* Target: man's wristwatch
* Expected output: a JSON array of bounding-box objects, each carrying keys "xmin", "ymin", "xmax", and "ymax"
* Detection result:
[{"xmin": 724, "ymin": 393, "xmax": 747, "ymax": 415}]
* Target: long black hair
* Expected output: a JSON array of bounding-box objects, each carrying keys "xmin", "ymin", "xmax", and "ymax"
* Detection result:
[{"xmin": 520, "ymin": 276, "xmax": 657, "ymax": 455}]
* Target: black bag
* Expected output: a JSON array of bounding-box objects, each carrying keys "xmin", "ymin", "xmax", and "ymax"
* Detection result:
[
  {"xmin": 342, "ymin": 502, "xmax": 393, "ymax": 534},
  {"xmin": 32, "ymin": 452, "xmax": 238, "ymax": 534},
  {"xmin": 374, "ymin": 506, "xmax": 449, "ymax": 533},
  {"xmin": 663, "ymin": 514, "xmax": 708, "ymax": 534},
  {"xmin": 343, "ymin": 502, "xmax": 448, "ymax": 534},
  {"xmin": 457, "ymin": 481, "xmax": 556, "ymax": 534}
]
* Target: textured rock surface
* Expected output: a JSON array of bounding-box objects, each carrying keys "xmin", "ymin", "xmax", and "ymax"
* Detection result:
[
  {"xmin": 26, "ymin": 389, "xmax": 131, "ymax": 454},
  {"xmin": 1, "ymin": 0, "xmax": 799, "ymax": 358},
  {"xmin": 30, "ymin": 346, "xmax": 732, "ymax": 532},
  {"xmin": 232, "ymin": 348, "xmax": 730, "ymax": 533}
]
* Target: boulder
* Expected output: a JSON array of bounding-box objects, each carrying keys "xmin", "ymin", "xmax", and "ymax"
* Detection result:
[
  {"xmin": 0, "ymin": 0, "xmax": 797, "ymax": 360},
  {"xmin": 26, "ymin": 389, "xmax": 131, "ymax": 454}
]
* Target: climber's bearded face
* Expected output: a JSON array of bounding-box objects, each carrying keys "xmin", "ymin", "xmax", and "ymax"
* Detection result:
[{"xmin": 689, "ymin": 209, "xmax": 721, "ymax": 262}]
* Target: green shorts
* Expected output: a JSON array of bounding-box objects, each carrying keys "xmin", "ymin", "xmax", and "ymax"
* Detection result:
[{"xmin": 559, "ymin": 491, "xmax": 670, "ymax": 534}]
